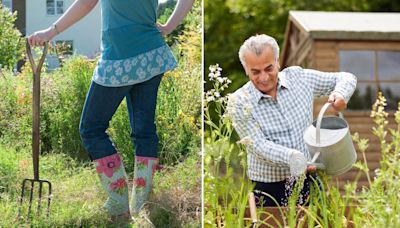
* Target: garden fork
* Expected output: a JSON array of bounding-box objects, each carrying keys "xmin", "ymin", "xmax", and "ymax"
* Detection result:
[{"xmin": 18, "ymin": 40, "xmax": 52, "ymax": 218}]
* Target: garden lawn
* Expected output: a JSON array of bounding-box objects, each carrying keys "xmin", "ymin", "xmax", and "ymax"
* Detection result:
[{"xmin": 0, "ymin": 145, "xmax": 201, "ymax": 227}]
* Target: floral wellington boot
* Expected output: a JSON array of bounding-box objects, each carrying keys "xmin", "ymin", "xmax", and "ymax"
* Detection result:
[
  {"xmin": 94, "ymin": 153, "xmax": 130, "ymax": 217},
  {"xmin": 131, "ymin": 156, "xmax": 158, "ymax": 214}
]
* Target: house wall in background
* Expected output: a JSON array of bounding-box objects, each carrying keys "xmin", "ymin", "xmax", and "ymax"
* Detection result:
[{"xmin": 26, "ymin": 0, "xmax": 101, "ymax": 57}]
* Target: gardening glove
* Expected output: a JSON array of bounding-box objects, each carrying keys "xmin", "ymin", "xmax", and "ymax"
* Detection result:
[{"xmin": 289, "ymin": 150, "xmax": 307, "ymax": 176}]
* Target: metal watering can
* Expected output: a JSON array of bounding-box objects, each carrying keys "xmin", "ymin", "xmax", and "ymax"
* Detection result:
[{"xmin": 303, "ymin": 103, "xmax": 357, "ymax": 176}]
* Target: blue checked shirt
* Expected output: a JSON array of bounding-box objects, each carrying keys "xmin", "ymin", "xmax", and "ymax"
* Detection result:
[{"xmin": 227, "ymin": 66, "xmax": 357, "ymax": 183}]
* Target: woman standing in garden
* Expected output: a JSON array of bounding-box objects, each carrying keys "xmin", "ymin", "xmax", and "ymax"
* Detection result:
[{"xmin": 28, "ymin": 0, "xmax": 194, "ymax": 222}]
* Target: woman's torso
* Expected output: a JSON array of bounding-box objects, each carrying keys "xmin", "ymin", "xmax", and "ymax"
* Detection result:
[{"xmin": 100, "ymin": 0, "xmax": 164, "ymax": 60}]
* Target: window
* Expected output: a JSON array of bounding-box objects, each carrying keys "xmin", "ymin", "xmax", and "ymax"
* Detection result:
[
  {"xmin": 46, "ymin": 0, "xmax": 64, "ymax": 15},
  {"xmin": 2, "ymin": 0, "xmax": 12, "ymax": 11},
  {"xmin": 340, "ymin": 50, "xmax": 400, "ymax": 110}
]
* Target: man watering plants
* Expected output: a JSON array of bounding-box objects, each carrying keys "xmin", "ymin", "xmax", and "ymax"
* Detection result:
[{"xmin": 227, "ymin": 34, "xmax": 357, "ymax": 207}]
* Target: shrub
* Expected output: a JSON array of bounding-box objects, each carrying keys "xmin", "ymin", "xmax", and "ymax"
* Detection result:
[{"xmin": 0, "ymin": 5, "xmax": 24, "ymax": 69}]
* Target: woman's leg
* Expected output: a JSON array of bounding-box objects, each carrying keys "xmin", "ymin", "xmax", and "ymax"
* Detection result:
[
  {"xmin": 125, "ymin": 74, "xmax": 163, "ymax": 214},
  {"xmin": 79, "ymin": 81, "xmax": 132, "ymax": 217}
]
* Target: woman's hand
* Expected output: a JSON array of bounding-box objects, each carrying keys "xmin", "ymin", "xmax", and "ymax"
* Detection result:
[
  {"xmin": 27, "ymin": 27, "xmax": 57, "ymax": 47},
  {"xmin": 156, "ymin": 22, "xmax": 173, "ymax": 36},
  {"xmin": 158, "ymin": 0, "xmax": 194, "ymax": 36}
]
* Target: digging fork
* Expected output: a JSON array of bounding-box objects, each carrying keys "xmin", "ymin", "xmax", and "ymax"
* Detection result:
[{"xmin": 17, "ymin": 40, "xmax": 52, "ymax": 218}]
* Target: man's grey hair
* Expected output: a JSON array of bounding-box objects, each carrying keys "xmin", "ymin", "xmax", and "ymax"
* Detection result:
[{"xmin": 238, "ymin": 34, "xmax": 280, "ymax": 68}]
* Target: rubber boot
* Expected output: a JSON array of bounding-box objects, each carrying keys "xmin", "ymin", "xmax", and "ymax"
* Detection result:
[
  {"xmin": 94, "ymin": 153, "xmax": 130, "ymax": 218},
  {"xmin": 131, "ymin": 156, "xmax": 158, "ymax": 214}
]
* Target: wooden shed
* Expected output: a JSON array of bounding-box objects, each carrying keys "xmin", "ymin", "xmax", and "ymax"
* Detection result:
[{"xmin": 281, "ymin": 11, "xmax": 400, "ymax": 191}]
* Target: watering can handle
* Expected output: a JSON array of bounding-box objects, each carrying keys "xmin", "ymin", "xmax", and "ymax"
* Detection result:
[
  {"xmin": 308, "ymin": 102, "xmax": 343, "ymax": 170},
  {"xmin": 316, "ymin": 102, "xmax": 343, "ymax": 145}
]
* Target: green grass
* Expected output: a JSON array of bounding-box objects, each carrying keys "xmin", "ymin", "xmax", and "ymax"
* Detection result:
[{"xmin": 0, "ymin": 145, "xmax": 201, "ymax": 227}]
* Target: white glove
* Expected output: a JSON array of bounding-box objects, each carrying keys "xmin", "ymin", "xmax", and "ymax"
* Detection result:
[{"xmin": 289, "ymin": 150, "xmax": 307, "ymax": 176}]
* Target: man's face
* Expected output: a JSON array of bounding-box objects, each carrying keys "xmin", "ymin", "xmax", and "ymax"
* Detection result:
[{"xmin": 244, "ymin": 47, "xmax": 280, "ymax": 96}]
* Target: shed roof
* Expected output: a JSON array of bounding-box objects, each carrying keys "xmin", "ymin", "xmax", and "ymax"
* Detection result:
[{"xmin": 289, "ymin": 11, "xmax": 400, "ymax": 40}]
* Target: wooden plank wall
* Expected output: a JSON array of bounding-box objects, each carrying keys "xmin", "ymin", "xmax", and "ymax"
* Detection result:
[
  {"xmin": 310, "ymin": 40, "xmax": 397, "ymax": 192},
  {"xmin": 333, "ymin": 112, "xmax": 396, "ymax": 192}
]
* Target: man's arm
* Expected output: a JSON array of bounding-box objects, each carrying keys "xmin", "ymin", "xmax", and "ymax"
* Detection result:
[
  {"xmin": 227, "ymin": 93, "xmax": 296, "ymax": 167},
  {"xmin": 296, "ymin": 67, "xmax": 357, "ymax": 111},
  {"xmin": 27, "ymin": 0, "xmax": 99, "ymax": 46}
]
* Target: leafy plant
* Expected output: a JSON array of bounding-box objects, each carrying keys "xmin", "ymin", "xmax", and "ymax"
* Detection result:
[
  {"xmin": 204, "ymin": 65, "xmax": 252, "ymax": 227},
  {"xmin": 0, "ymin": 5, "xmax": 24, "ymax": 70}
]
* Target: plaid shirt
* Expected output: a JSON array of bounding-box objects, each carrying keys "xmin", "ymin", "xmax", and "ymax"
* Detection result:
[{"xmin": 227, "ymin": 66, "xmax": 357, "ymax": 183}]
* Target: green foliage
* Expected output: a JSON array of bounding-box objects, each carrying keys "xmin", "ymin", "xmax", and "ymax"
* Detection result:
[
  {"xmin": 0, "ymin": 68, "xmax": 32, "ymax": 151},
  {"xmin": 204, "ymin": 65, "xmax": 252, "ymax": 227},
  {"xmin": 350, "ymin": 93, "xmax": 400, "ymax": 227},
  {"xmin": 0, "ymin": 5, "xmax": 24, "ymax": 69}
]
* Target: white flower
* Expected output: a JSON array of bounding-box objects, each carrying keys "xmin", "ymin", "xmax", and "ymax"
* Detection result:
[
  {"xmin": 206, "ymin": 96, "xmax": 215, "ymax": 102},
  {"xmin": 209, "ymin": 64, "xmax": 221, "ymax": 73},
  {"xmin": 209, "ymin": 65, "xmax": 216, "ymax": 73},
  {"xmin": 208, "ymin": 72, "xmax": 215, "ymax": 80}
]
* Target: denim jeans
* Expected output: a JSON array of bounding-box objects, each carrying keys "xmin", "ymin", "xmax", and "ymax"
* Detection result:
[{"xmin": 79, "ymin": 74, "xmax": 162, "ymax": 160}]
